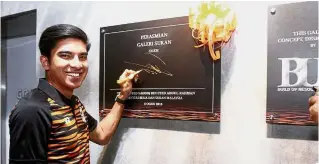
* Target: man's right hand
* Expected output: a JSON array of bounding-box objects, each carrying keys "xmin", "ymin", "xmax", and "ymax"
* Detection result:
[{"xmin": 117, "ymin": 69, "xmax": 139, "ymax": 100}]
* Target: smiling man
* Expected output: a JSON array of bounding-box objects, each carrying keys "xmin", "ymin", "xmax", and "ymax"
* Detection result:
[{"xmin": 9, "ymin": 24, "xmax": 136, "ymax": 163}]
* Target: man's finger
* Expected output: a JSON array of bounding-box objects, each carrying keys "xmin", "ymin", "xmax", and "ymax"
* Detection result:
[
  {"xmin": 117, "ymin": 70, "xmax": 142, "ymax": 84},
  {"xmin": 119, "ymin": 69, "xmax": 129, "ymax": 78},
  {"xmin": 119, "ymin": 69, "xmax": 133, "ymax": 80},
  {"xmin": 122, "ymin": 70, "xmax": 135, "ymax": 77},
  {"xmin": 309, "ymin": 96, "xmax": 318, "ymax": 105},
  {"xmin": 309, "ymin": 104, "xmax": 318, "ymax": 121},
  {"xmin": 309, "ymin": 103, "xmax": 318, "ymax": 116}
]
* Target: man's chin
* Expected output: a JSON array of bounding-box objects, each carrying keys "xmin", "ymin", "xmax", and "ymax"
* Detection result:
[{"xmin": 66, "ymin": 82, "xmax": 82, "ymax": 89}]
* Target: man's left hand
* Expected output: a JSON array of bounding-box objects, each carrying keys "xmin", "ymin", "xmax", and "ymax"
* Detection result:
[{"xmin": 309, "ymin": 94, "xmax": 318, "ymax": 123}]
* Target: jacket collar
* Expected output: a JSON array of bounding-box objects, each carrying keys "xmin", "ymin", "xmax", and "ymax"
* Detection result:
[{"xmin": 37, "ymin": 78, "xmax": 76, "ymax": 107}]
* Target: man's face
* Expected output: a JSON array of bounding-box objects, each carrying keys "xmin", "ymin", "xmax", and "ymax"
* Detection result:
[{"xmin": 46, "ymin": 38, "xmax": 88, "ymax": 90}]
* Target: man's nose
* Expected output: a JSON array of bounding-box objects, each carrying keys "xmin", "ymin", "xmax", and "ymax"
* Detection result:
[{"xmin": 69, "ymin": 56, "xmax": 82, "ymax": 69}]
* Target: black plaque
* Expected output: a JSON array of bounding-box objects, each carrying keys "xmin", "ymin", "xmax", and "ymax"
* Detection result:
[
  {"xmin": 99, "ymin": 16, "xmax": 221, "ymax": 122},
  {"xmin": 267, "ymin": 1, "xmax": 318, "ymax": 125}
]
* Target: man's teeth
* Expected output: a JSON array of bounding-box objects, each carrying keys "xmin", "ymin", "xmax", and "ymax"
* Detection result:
[{"xmin": 67, "ymin": 73, "xmax": 80, "ymax": 77}]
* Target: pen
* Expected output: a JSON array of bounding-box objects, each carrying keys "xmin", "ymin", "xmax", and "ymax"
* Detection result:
[{"xmin": 117, "ymin": 70, "xmax": 142, "ymax": 85}]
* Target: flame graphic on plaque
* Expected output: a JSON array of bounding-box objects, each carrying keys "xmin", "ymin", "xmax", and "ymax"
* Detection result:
[{"xmin": 189, "ymin": 2, "xmax": 237, "ymax": 61}]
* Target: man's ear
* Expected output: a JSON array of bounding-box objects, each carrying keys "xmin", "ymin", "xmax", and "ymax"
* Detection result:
[{"xmin": 40, "ymin": 55, "xmax": 50, "ymax": 71}]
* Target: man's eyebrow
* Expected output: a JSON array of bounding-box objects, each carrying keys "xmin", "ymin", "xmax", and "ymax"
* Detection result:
[
  {"xmin": 57, "ymin": 51, "xmax": 88, "ymax": 55},
  {"xmin": 57, "ymin": 51, "xmax": 72, "ymax": 54}
]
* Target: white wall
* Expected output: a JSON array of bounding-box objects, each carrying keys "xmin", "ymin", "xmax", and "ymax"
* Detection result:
[{"xmin": 1, "ymin": 1, "xmax": 318, "ymax": 164}]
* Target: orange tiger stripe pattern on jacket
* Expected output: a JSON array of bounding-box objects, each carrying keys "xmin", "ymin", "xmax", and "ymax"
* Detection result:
[{"xmin": 47, "ymin": 97, "xmax": 91, "ymax": 163}]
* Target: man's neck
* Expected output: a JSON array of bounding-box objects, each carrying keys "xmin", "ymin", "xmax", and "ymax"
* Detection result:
[{"xmin": 46, "ymin": 78, "xmax": 73, "ymax": 99}]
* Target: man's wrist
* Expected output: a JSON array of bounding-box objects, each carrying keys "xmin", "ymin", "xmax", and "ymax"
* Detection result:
[
  {"xmin": 117, "ymin": 94, "xmax": 127, "ymax": 100},
  {"xmin": 115, "ymin": 94, "xmax": 127, "ymax": 105}
]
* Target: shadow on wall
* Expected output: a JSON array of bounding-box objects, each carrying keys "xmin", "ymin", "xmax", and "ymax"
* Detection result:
[
  {"xmin": 98, "ymin": 118, "xmax": 220, "ymax": 164},
  {"xmin": 267, "ymin": 124, "xmax": 318, "ymax": 141}
]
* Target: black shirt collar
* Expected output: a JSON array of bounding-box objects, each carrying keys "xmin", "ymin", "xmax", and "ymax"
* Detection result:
[{"xmin": 37, "ymin": 78, "xmax": 76, "ymax": 107}]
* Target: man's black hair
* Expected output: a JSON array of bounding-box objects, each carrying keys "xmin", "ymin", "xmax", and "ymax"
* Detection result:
[{"xmin": 39, "ymin": 24, "xmax": 91, "ymax": 59}]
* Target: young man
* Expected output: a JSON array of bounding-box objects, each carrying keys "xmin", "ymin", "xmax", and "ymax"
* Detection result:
[{"xmin": 9, "ymin": 24, "xmax": 137, "ymax": 163}]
